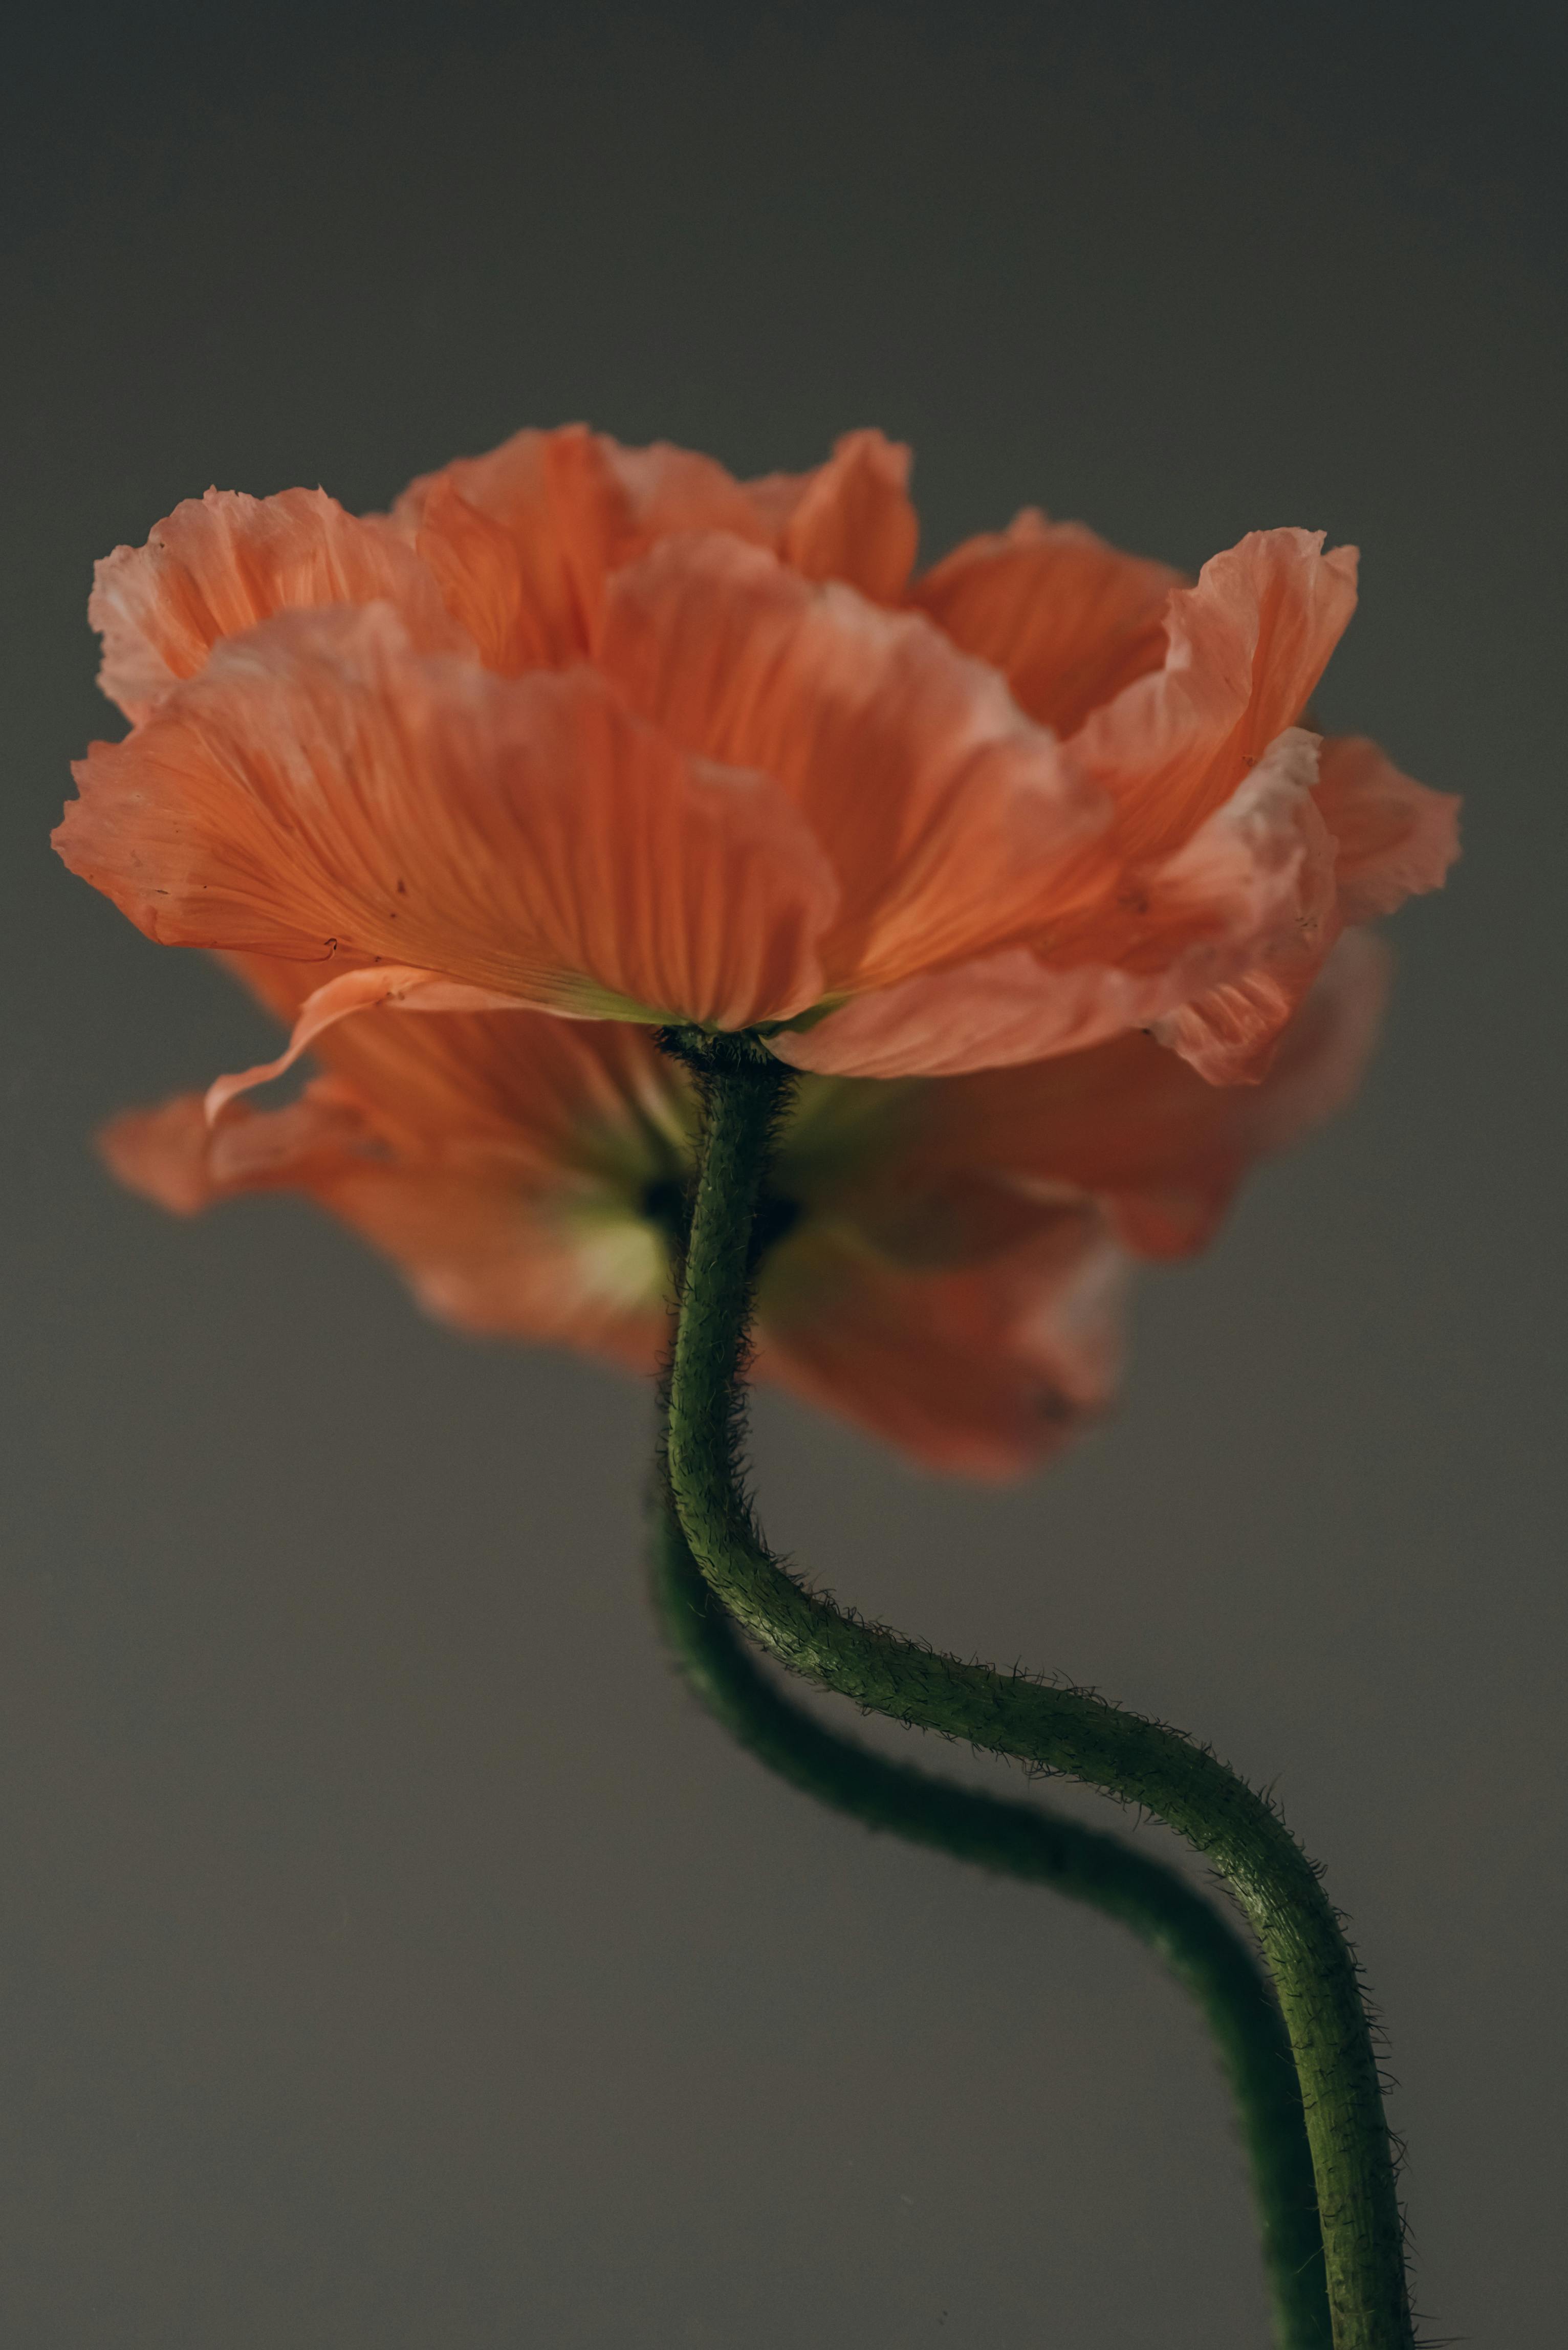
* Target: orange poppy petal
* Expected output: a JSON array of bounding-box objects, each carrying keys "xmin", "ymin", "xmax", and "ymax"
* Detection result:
[
  {"xmin": 777, "ymin": 429, "xmax": 920, "ymax": 602},
  {"xmin": 912, "ymin": 509, "xmax": 1180, "ymax": 735},
  {"xmin": 409, "ymin": 475, "xmax": 576, "ymax": 674},
  {"xmin": 398, "ymin": 423, "xmax": 772, "ymax": 664},
  {"xmin": 1070, "ymin": 528, "xmax": 1359, "ymax": 860},
  {"xmin": 395, "ymin": 428, "xmax": 595, "ymax": 667},
  {"xmin": 889, "ymin": 930, "xmax": 1389, "ymax": 1258},
  {"xmin": 56, "ymin": 603, "xmax": 838, "ymax": 1032},
  {"xmin": 779, "ymin": 726, "xmax": 1334, "ymax": 1079},
  {"xmin": 588, "ymin": 430, "xmax": 770, "ymax": 552},
  {"xmin": 98, "ymin": 1093, "xmax": 222, "ymax": 1213},
  {"xmin": 216, "ymin": 946, "xmax": 363, "ymax": 1024},
  {"xmin": 1315, "ymin": 734, "xmax": 1461, "ymax": 923},
  {"xmin": 1051, "ymin": 725, "xmax": 1335, "ymax": 976},
  {"xmin": 218, "ymin": 953, "xmax": 693, "ymax": 1177},
  {"xmin": 598, "ymin": 533, "xmax": 1109, "ymax": 991},
  {"xmin": 830, "ymin": 1172, "xmax": 1101, "ymax": 1275},
  {"xmin": 304, "ymin": 1161, "xmax": 669, "ymax": 1366},
  {"xmin": 202, "ymin": 966, "xmax": 532, "ymax": 1122},
  {"xmin": 91, "ymin": 487, "xmax": 470, "ymax": 723},
  {"xmin": 98, "ymin": 1083, "xmax": 380, "ymax": 1214},
  {"xmin": 759, "ymin": 1226, "xmax": 1128, "ymax": 1477},
  {"xmin": 101, "ymin": 1084, "xmax": 668, "ymax": 1369},
  {"xmin": 772, "ymin": 948, "xmax": 1161, "ymax": 1078},
  {"xmin": 1149, "ymin": 956, "xmax": 1323, "ymax": 1085},
  {"xmin": 1145, "ymin": 734, "xmax": 1457, "ymax": 1087},
  {"xmin": 1102, "ymin": 942, "xmax": 1385, "ymax": 1247},
  {"xmin": 738, "ymin": 467, "xmax": 813, "ymax": 541}
]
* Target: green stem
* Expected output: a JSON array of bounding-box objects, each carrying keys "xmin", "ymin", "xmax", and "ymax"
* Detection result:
[
  {"xmin": 650, "ymin": 1496, "xmax": 1330, "ymax": 2346},
  {"xmin": 659, "ymin": 1032, "xmax": 1412, "ymax": 2350}
]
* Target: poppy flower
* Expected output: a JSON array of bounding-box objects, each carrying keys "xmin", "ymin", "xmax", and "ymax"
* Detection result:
[
  {"xmin": 56, "ymin": 426, "xmax": 1456, "ymax": 1103},
  {"xmin": 99, "ymin": 931, "xmax": 1387, "ymax": 1477}
]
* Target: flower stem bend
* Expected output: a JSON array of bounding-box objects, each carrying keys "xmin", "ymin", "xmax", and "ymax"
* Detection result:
[
  {"xmin": 649, "ymin": 1494, "xmax": 1330, "ymax": 2347},
  {"xmin": 658, "ymin": 1030, "xmax": 1412, "ymax": 2350}
]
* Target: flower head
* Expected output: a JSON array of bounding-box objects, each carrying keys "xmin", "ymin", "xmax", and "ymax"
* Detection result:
[
  {"xmin": 101, "ymin": 934, "xmax": 1388, "ymax": 1476},
  {"xmin": 56, "ymin": 427, "xmax": 1456, "ymax": 1102}
]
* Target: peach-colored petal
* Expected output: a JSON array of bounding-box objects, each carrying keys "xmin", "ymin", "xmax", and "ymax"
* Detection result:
[
  {"xmin": 828, "ymin": 1170, "xmax": 1099, "ymax": 1274},
  {"xmin": 99, "ymin": 1091, "xmax": 236, "ymax": 1214},
  {"xmin": 773, "ymin": 949, "xmax": 1157, "ymax": 1079},
  {"xmin": 738, "ymin": 468, "xmax": 813, "ymax": 541},
  {"xmin": 592, "ymin": 431, "xmax": 770, "ymax": 552},
  {"xmin": 409, "ymin": 475, "xmax": 575, "ymax": 674},
  {"xmin": 776, "ymin": 429, "xmax": 919, "ymax": 602},
  {"xmin": 1149, "ymin": 736, "xmax": 1457, "ymax": 1084},
  {"xmin": 778, "ymin": 727, "xmax": 1333, "ymax": 1078},
  {"xmin": 1049, "ymin": 726, "xmax": 1335, "ymax": 975},
  {"xmin": 394, "ymin": 429, "xmax": 593, "ymax": 668},
  {"xmin": 219, "ymin": 953, "xmax": 694, "ymax": 1180},
  {"xmin": 1108, "ymin": 964, "xmax": 1388, "ymax": 1249},
  {"xmin": 398, "ymin": 423, "xmax": 771, "ymax": 666},
  {"xmin": 912, "ymin": 509, "xmax": 1180, "ymax": 735},
  {"xmin": 391, "ymin": 426, "xmax": 555, "ymax": 538},
  {"xmin": 201, "ymin": 965, "xmax": 531, "ymax": 1122},
  {"xmin": 598, "ymin": 533, "xmax": 1109, "ymax": 992},
  {"xmin": 307, "ymin": 1161, "xmax": 669, "ymax": 1366},
  {"xmin": 1314, "ymin": 734, "xmax": 1461, "ymax": 923},
  {"xmin": 866, "ymin": 930, "xmax": 1389, "ymax": 1261},
  {"xmin": 1148, "ymin": 960, "xmax": 1319, "ymax": 1085},
  {"xmin": 101, "ymin": 1082, "xmax": 668, "ymax": 1369},
  {"xmin": 100, "ymin": 928, "xmax": 1390, "ymax": 1477},
  {"xmin": 56, "ymin": 604, "xmax": 838, "ymax": 1033},
  {"xmin": 91, "ymin": 487, "xmax": 470, "ymax": 722},
  {"xmin": 98, "ymin": 1083, "xmax": 380, "ymax": 1214},
  {"xmin": 758, "ymin": 1225, "xmax": 1128, "ymax": 1477},
  {"xmin": 1070, "ymin": 529, "xmax": 1360, "ymax": 861},
  {"xmin": 215, "ymin": 945, "xmax": 367, "ymax": 1024}
]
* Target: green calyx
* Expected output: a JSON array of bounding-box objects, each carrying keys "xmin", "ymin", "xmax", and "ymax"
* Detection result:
[{"xmin": 654, "ymin": 1022, "xmax": 782, "ymax": 1074}]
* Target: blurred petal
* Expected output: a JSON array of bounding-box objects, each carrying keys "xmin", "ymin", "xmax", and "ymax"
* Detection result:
[
  {"xmin": 306, "ymin": 1162, "xmax": 669, "ymax": 1365},
  {"xmin": 91, "ymin": 487, "xmax": 470, "ymax": 722},
  {"xmin": 1315, "ymin": 734, "xmax": 1461, "ymax": 922},
  {"xmin": 738, "ymin": 467, "xmax": 814, "ymax": 540},
  {"xmin": 759, "ymin": 1226, "xmax": 1128, "ymax": 1477},
  {"xmin": 884, "ymin": 930, "xmax": 1389, "ymax": 1258},
  {"xmin": 57, "ymin": 604, "xmax": 838, "ymax": 1033},
  {"xmin": 591, "ymin": 431, "xmax": 769, "ymax": 551},
  {"xmin": 98, "ymin": 1083, "xmax": 379, "ymax": 1214},
  {"xmin": 100, "ymin": 1083, "xmax": 668, "ymax": 1368},
  {"xmin": 834, "ymin": 1171, "xmax": 1097, "ymax": 1272},
  {"xmin": 99, "ymin": 1091, "xmax": 236, "ymax": 1213},
  {"xmin": 1150, "ymin": 959, "xmax": 1321, "ymax": 1084},
  {"xmin": 913, "ymin": 509, "xmax": 1179, "ymax": 734},
  {"xmin": 778, "ymin": 429, "xmax": 919, "ymax": 602}
]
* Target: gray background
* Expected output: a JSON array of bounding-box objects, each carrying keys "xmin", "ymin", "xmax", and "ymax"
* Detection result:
[{"xmin": 3, "ymin": 5, "xmax": 1563, "ymax": 2342}]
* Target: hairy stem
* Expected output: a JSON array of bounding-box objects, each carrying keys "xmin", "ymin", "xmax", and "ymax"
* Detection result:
[
  {"xmin": 659, "ymin": 1032, "xmax": 1412, "ymax": 2350},
  {"xmin": 650, "ymin": 1495, "xmax": 1330, "ymax": 2346}
]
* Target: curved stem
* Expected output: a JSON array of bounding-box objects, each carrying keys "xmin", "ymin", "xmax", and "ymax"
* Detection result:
[
  {"xmin": 659, "ymin": 1033, "xmax": 1412, "ymax": 2350},
  {"xmin": 650, "ymin": 1496, "xmax": 1330, "ymax": 2347}
]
